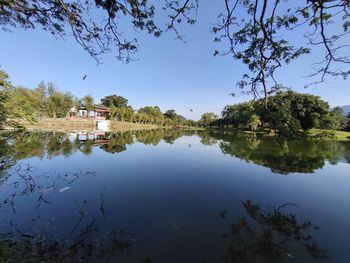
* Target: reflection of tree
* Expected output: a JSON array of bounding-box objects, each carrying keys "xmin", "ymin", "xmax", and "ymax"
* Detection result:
[
  {"xmin": 220, "ymin": 200, "xmax": 327, "ymax": 262},
  {"xmin": 0, "ymin": 220, "xmax": 132, "ymax": 262},
  {"xmin": 198, "ymin": 131, "xmax": 218, "ymax": 146},
  {"xmin": 0, "ymin": 129, "xmax": 200, "ymax": 176},
  {"xmin": 80, "ymin": 140, "xmax": 94, "ymax": 155},
  {"xmin": 0, "ymin": 131, "xmax": 79, "ymax": 176},
  {"xmin": 135, "ymin": 129, "xmax": 164, "ymax": 145},
  {"xmin": 204, "ymin": 131, "xmax": 350, "ymax": 174},
  {"xmin": 134, "ymin": 129, "xmax": 196, "ymax": 146},
  {"xmin": 0, "ymin": 165, "xmax": 140, "ymax": 262},
  {"xmin": 100, "ymin": 131, "xmax": 134, "ymax": 153},
  {"xmin": 2, "ymin": 130, "xmax": 350, "ymax": 177}
]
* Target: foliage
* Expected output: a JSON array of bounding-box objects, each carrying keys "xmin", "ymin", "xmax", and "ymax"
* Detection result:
[
  {"xmin": 220, "ymin": 200, "xmax": 327, "ymax": 262},
  {"xmin": 198, "ymin": 112, "xmax": 218, "ymax": 127},
  {"xmin": 47, "ymin": 83, "xmax": 73, "ymax": 118},
  {"xmin": 115, "ymin": 107, "xmax": 134, "ymax": 122},
  {"xmin": 0, "ymin": 68, "xmax": 12, "ymax": 126},
  {"xmin": 82, "ymin": 95, "xmax": 94, "ymax": 115},
  {"xmin": 204, "ymin": 130, "xmax": 350, "ymax": 174},
  {"xmin": 328, "ymin": 107, "xmax": 348, "ymax": 130},
  {"xmin": 163, "ymin": 109, "xmax": 187, "ymax": 125},
  {"xmin": 211, "ymin": 0, "xmax": 350, "ymax": 103},
  {"xmin": 1, "ymin": 1, "xmax": 349, "ymax": 100},
  {"xmin": 0, "ymin": 69, "xmax": 77, "ymax": 126},
  {"xmin": 138, "ymin": 106, "xmax": 164, "ymax": 125},
  {"xmin": 0, "ymin": 90, "xmax": 8, "ymax": 127},
  {"xmin": 101, "ymin": 95, "xmax": 128, "ymax": 108},
  {"xmin": 220, "ymin": 91, "xmax": 334, "ymax": 137},
  {"xmin": 4, "ymin": 88, "xmax": 36, "ymax": 123}
]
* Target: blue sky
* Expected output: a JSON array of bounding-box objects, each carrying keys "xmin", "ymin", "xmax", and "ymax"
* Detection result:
[{"xmin": 0, "ymin": 1, "xmax": 349, "ymax": 120}]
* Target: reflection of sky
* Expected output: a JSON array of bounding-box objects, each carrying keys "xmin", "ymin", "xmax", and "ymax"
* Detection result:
[{"xmin": 0, "ymin": 134, "xmax": 349, "ymax": 261}]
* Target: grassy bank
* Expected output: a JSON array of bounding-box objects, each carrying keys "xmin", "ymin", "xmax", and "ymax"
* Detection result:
[
  {"xmin": 3, "ymin": 118, "xmax": 160, "ymax": 132},
  {"xmin": 205, "ymin": 127, "xmax": 350, "ymax": 140},
  {"xmin": 308, "ymin": 129, "xmax": 350, "ymax": 141},
  {"xmin": 109, "ymin": 121, "xmax": 158, "ymax": 131}
]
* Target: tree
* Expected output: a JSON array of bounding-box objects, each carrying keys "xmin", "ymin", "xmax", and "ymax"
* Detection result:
[
  {"xmin": 138, "ymin": 106, "xmax": 164, "ymax": 125},
  {"xmin": 248, "ymin": 114, "xmax": 262, "ymax": 132},
  {"xmin": 46, "ymin": 83, "xmax": 73, "ymax": 118},
  {"xmin": 0, "ymin": 90, "xmax": 9, "ymax": 127},
  {"xmin": 329, "ymin": 107, "xmax": 347, "ymax": 130},
  {"xmin": 101, "ymin": 95, "xmax": 128, "ymax": 108},
  {"xmin": 0, "ymin": 68, "xmax": 11, "ymax": 126},
  {"xmin": 4, "ymin": 88, "xmax": 36, "ymax": 124},
  {"xmin": 163, "ymin": 109, "xmax": 187, "ymax": 125},
  {"xmin": 82, "ymin": 95, "xmax": 94, "ymax": 117},
  {"xmin": 0, "ymin": 69, "xmax": 36, "ymax": 125},
  {"xmin": 109, "ymin": 105, "xmax": 118, "ymax": 120},
  {"xmin": 221, "ymin": 103, "xmax": 256, "ymax": 128},
  {"xmin": 199, "ymin": 112, "xmax": 218, "ymax": 127},
  {"xmin": 346, "ymin": 113, "xmax": 350, "ymax": 132},
  {"xmin": 212, "ymin": 0, "xmax": 350, "ymax": 105},
  {"xmin": 221, "ymin": 91, "xmax": 333, "ymax": 137},
  {"xmin": 164, "ymin": 109, "xmax": 177, "ymax": 120},
  {"xmin": 62, "ymin": 93, "xmax": 73, "ymax": 117},
  {"xmin": 32, "ymin": 82, "xmax": 48, "ymax": 116},
  {"xmin": 1, "ymin": 1, "xmax": 349, "ymax": 101}
]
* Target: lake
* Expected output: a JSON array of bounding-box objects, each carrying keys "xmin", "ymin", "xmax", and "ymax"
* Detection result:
[{"xmin": 0, "ymin": 129, "xmax": 349, "ymax": 262}]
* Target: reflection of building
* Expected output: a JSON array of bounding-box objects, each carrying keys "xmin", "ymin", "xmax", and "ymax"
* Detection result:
[
  {"xmin": 69, "ymin": 105, "xmax": 111, "ymax": 120},
  {"xmin": 77, "ymin": 131, "xmax": 111, "ymax": 145}
]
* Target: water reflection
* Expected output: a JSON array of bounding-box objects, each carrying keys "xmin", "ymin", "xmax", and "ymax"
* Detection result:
[
  {"xmin": 220, "ymin": 200, "xmax": 327, "ymax": 262},
  {"xmin": 206, "ymin": 131, "xmax": 350, "ymax": 174},
  {"xmin": 1, "ymin": 130, "xmax": 350, "ymax": 176},
  {"xmin": 0, "ymin": 129, "xmax": 348, "ymax": 261},
  {"xmin": 0, "ymin": 164, "xmax": 327, "ymax": 262},
  {"xmin": 0, "ymin": 129, "xmax": 197, "ymax": 174}
]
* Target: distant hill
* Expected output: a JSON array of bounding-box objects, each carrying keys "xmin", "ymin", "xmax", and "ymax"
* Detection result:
[{"xmin": 340, "ymin": 105, "xmax": 350, "ymax": 116}]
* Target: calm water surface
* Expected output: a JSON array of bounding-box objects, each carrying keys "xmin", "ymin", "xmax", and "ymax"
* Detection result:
[{"xmin": 0, "ymin": 129, "xmax": 349, "ymax": 262}]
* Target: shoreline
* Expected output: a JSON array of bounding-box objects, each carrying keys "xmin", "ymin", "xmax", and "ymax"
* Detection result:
[{"xmin": 2, "ymin": 118, "xmax": 160, "ymax": 132}]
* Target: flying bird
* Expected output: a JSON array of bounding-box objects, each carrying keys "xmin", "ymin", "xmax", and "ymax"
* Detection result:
[
  {"xmin": 83, "ymin": 74, "xmax": 87, "ymax": 80},
  {"xmin": 190, "ymin": 109, "xmax": 193, "ymax": 112}
]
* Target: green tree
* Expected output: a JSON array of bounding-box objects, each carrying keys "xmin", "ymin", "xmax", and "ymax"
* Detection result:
[
  {"xmin": 138, "ymin": 106, "xmax": 164, "ymax": 125},
  {"xmin": 82, "ymin": 95, "xmax": 94, "ymax": 117},
  {"xmin": 221, "ymin": 91, "xmax": 333, "ymax": 137},
  {"xmin": 32, "ymin": 82, "xmax": 48, "ymax": 116},
  {"xmin": 101, "ymin": 95, "xmax": 128, "ymax": 108},
  {"xmin": 163, "ymin": 109, "xmax": 187, "ymax": 125},
  {"xmin": 4, "ymin": 88, "xmax": 36, "ymax": 125},
  {"xmin": 46, "ymin": 84, "xmax": 72, "ymax": 118},
  {"xmin": 0, "ymin": 91, "xmax": 9, "ymax": 127},
  {"xmin": 248, "ymin": 114, "xmax": 262, "ymax": 132},
  {"xmin": 329, "ymin": 107, "xmax": 347, "ymax": 130},
  {"xmin": 0, "ymin": 68, "xmax": 12, "ymax": 126},
  {"xmin": 346, "ymin": 113, "xmax": 350, "ymax": 132},
  {"xmin": 109, "ymin": 105, "xmax": 118, "ymax": 120},
  {"xmin": 199, "ymin": 112, "xmax": 218, "ymax": 127}
]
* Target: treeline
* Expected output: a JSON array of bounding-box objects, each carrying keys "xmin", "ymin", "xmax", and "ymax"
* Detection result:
[
  {"xmin": 204, "ymin": 91, "xmax": 350, "ymax": 137},
  {"xmin": 0, "ymin": 68, "xmax": 196, "ymax": 127}
]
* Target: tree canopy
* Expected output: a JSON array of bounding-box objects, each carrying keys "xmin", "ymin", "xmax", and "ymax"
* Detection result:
[
  {"xmin": 101, "ymin": 95, "xmax": 128, "ymax": 108},
  {"xmin": 218, "ymin": 90, "xmax": 347, "ymax": 137},
  {"xmin": 199, "ymin": 112, "xmax": 218, "ymax": 127}
]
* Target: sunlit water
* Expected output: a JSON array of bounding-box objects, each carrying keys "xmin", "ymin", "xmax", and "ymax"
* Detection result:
[{"xmin": 0, "ymin": 129, "xmax": 349, "ymax": 262}]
